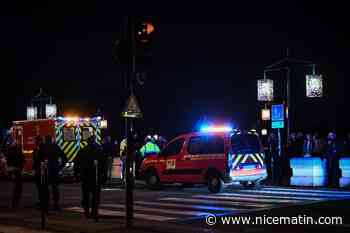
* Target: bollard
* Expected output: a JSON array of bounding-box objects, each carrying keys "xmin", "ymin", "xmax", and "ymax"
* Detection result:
[{"xmin": 94, "ymin": 160, "xmax": 99, "ymax": 222}]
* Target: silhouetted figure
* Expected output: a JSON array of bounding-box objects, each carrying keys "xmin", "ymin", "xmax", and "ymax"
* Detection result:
[
  {"xmin": 6, "ymin": 140, "xmax": 25, "ymax": 208},
  {"xmin": 74, "ymin": 136, "xmax": 107, "ymax": 219},
  {"xmin": 303, "ymin": 134, "xmax": 314, "ymax": 156},
  {"xmin": 37, "ymin": 135, "xmax": 66, "ymax": 212},
  {"xmin": 32, "ymin": 136, "xmax": 44, "ymax": 207},
  {"xmin": 268, "ymin": 133, "xmax": 280, "ymax": 185},
  {"xmin": 325, "ymin": 132, "xmax": 342, "ymax": 188},
  {"xmin": 102, "ymin": 136, "xmax": 115, "ymax": 181}
]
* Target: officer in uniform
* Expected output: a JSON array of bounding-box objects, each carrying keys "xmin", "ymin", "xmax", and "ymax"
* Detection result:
[
  {"xmin": 74, "ymin": 136, "xmax": 107, "ymax": 219},
  {"xmin": 139, "ymin": 135, "xmax": 160, "ymax": 159}
]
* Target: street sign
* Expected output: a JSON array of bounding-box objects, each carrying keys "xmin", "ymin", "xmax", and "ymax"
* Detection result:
[
  {"xmin": 272, "ymin": 120, "xmax": 284, "ymax": 129},
  {"xmin": 121, "ymin": 93, "xmax": 143, "ymax": 118},
  {"xmin": 271, "ymin": 104, "xmax": 284, "ymax": 121}
]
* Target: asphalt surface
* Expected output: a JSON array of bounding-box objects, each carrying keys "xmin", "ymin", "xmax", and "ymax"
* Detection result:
[{"xmin": 1, "ymin": 180, "xmax": 350, "ymax": 232}]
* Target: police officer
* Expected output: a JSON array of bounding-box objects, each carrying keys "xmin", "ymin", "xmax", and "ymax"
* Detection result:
[
  {"xmin": 37, "ymin": 135, "xmax": 66, "ymax": 212},
  {"xmin": 6, "ymin": 139, "xmax": 25, "ymax": 208},
  {"xmin": 74, "ymin": 136, "xmax": 107, "ymax": 219}
]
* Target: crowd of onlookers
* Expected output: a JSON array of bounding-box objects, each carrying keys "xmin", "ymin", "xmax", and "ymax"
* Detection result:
[{"xmin": 285, "ymin": 131, "xmax": 350, "ymax": 158}]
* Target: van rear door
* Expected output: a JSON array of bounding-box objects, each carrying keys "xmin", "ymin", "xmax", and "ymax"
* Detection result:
[{"xmin": 228, "ymin": 133, "xmax": 265, "ymax": 175}]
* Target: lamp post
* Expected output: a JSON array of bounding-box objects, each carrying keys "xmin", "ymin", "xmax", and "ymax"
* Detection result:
[
  {"xmin": 28, "ymin": 88, "xmax": 56, "ymax": 120},
  {"xmin": 259, "ymin": 49, "xmax": 323, "ymax": 138}
]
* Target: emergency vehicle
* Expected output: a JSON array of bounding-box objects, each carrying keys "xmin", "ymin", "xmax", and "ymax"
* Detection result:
[
  {"xmin": 11, "ymin": 116, "xmax": 103, "ymax": 177},
  {"xmin": 140, "ymin": 126, "xmax": 267, "ymax": 193}
]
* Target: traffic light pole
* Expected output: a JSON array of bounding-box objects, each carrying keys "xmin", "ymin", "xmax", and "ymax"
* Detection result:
[{"xmin": 125, "ymin": 15, "xmax": 135, "ymax": 228}]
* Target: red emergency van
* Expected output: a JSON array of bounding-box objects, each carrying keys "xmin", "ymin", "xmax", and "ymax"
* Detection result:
[{"xmin": 140, "ymin": 127, "xmax": 267, "ymax": 193}]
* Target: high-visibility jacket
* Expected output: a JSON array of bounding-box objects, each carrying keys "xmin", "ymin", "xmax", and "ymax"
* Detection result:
[{"xmin": 140, "ymin": 142, "xmax": 160, "ymax": 157}]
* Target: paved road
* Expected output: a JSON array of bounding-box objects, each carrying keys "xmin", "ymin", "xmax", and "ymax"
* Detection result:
[{"xmin": 1, "ymin": 180, "xmax": 350, "ymax": 227}]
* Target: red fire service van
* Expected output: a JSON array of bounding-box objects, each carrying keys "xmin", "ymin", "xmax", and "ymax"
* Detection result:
[{"xmin": 140, "ymin": 126, "xmax": 267, "ymax": 193}]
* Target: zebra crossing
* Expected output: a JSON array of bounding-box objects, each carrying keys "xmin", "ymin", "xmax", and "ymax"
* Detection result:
[{"xmin": 64, "ymin": 187, "xmax": 350, "ymax": 222}]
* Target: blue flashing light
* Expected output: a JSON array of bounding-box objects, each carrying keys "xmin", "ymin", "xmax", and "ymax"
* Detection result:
[{"xmin": 200, "ymin": 125, "xmax": 233, "ymax": 133}]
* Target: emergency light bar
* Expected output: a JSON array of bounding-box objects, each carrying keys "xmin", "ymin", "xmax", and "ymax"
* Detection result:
[{"xmin": 200, "ymin": 125, "xmax": 233, "ymax": 133}]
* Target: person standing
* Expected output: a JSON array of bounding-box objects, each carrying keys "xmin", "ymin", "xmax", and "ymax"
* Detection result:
[
  {"xmin": 139, "ymin": 136, "xmax": 160, "ymax": 159},
  {"xmin": 32, "ymin": 136, "xmax": 44, "ymax": 207},
  {"xmin": 313, "ymin": 133, "xmax": 324, "ymax": 157},
  {"xmin": 37, "ymin": 135, "xmax": 66, "ymax": 212},
  {"xmin": 6, "ymin": 139, "xmax": 25, "ymax": 208},
  {"xmin": 344, "ymin": 133, "xmax": 350, "ymax": 155},
  {"xmin": 325, "ymin": 132, "xmax": 342, "ymax": 188},
  {"xmin": 268, "ymin": 132, "xmax": 280, "ymax": 185},
  {"xmin": 303, "ymin": 133, "xmax": 314, "ymax": 156},
  {"xmin": 74, "ymin": 136, "xmax": 107, "ymax": 219},
  {"xmin": 102, "ymin": 136, "xmax": 115, "ymax": 181}
]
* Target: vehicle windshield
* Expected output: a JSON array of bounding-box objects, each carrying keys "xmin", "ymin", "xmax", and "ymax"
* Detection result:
[{"xmin": 231, "ymin": 134, "xmax": 261, "ymax": 153}]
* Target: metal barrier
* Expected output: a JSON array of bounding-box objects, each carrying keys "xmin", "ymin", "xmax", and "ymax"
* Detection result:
[
  {"xmin": 290, "ymin": 157, "xmax": 328, "ymax": 187},
  {"xmin": 339, "ymin": 157, "xmax": 350, "ymax": 188}
]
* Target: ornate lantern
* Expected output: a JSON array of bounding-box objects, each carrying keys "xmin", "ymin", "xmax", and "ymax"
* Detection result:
[
  {"xmin": 45, "ymin": 104, "xmax": 57, "ymax": 118},
  {"xmin": 261, "ymin": 108, "xmax": 271, "ymax": 121},
  {"xmin": 257, "ymin": 79, "xmax": 273, "ymax": 101},
  {"xmin": 306, "ymin": 74, "xmax": 323, "ymax": 97},
  {"xmin": 27, "ymin": 106, "xmax": 37, "ymax": 120}
]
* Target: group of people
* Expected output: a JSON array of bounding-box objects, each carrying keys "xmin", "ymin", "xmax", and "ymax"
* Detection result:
[
  {"xmin": 286, "ymin": 132, "xmax": 350, "ymax": 157},
  {"xmin": 119, "ymin": 134, "xmax": 166, "ymax": 183},
  {"xmin": 0, "ymin": 134, "xmax": 114, "ymax": 220},
  {"xmin": 266, "ymin": 131, "xmax": 350, "ymax": 187}
]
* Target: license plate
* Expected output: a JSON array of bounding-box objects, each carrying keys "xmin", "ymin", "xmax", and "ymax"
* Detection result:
[{"xmin": 242, "ymin": 164, "xmax": 256, "ymax": 170}]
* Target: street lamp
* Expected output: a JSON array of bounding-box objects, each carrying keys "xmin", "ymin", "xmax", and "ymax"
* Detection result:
[
  {"xmin": 261, "ymin": 108, "xmax": 271, "ymax": 121},
  {"xmin": 26, "ymin": 106, "xmax": 37, "ymax": 120},
  {"xmin": 306, "ymin": 74, "xmax": 323, "ymax": 98},
  {"xmin": 257, "ymin": 78, "xmax": 274, "ymax": 102},
  {"xmin": 261, "ymin": 50, "xmax": 323, "ymax": 137},
  {"xmin": 45, "ymin": 104, "xmax": 57, "ymax": 119}
]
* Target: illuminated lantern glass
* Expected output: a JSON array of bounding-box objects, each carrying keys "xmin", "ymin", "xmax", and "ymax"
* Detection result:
[
  {"xmin": 257, "ymin": 79, "xmax": 273, "ymax": 101},
  {"xmin": 45, "ymin": 104, "xmax": 57, "ymax": 118},
  {"xmin": 100, "ymin": 120, "xmax": 108, "ymax": 129},
  {"xmin": 27, "ymin": 106, "xmax": 37, "ymax": 120},
  {"xmin": 306, "ymin": 75, "xmax": 323, "ymax": 98},
  {"xmin": 261, "ymin": 129, "xmax": 267, "ymax": 136},
  {"xmin": 261, "ymin": 108, "xmax": 270, "ymax": 121}
]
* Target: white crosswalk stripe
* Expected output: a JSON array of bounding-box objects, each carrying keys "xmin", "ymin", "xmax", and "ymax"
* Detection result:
[{"xmin": 64, "ymin": 187, "xmax": 349, "ymax": 222}]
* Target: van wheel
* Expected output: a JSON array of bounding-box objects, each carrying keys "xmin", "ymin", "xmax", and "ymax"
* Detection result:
[
  {"xmin": 145, "ymin": 171, "xmax": 160, "ymax": 190},
  {"xmin": 207, "ymin": 173, "xmax": 224, "ymax": 193},
  {"xmin": 241, "ymin": 181, "xmax": 256, "ymax": 189}
]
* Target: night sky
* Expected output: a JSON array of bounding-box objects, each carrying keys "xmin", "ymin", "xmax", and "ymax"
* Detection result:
[{"xmin": 1, "ymin": 2, "xmax": 349, "ymax": 140}]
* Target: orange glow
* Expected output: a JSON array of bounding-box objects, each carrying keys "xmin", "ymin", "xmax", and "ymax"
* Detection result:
[{"xmin": 146, "ymin": 22, "xmax": 154, "ymax": 34}]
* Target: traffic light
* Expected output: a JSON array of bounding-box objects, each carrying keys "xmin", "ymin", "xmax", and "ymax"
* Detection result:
[{"xmin": 136, "ymin": 21, "xmax": 154, "ymax": 45}]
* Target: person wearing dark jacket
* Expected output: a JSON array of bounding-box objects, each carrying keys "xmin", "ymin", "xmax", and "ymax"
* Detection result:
[
  {"xmin": 102, "ymin": 136, "xmax": 115, "ymax": 181},
  {"xmin": 6, "ymin": 140, "xmax": 25, "ymax": 208},
  {"xmin": 74, "ymin": 136, "xmax": 107, "ymax": 219},
  {"xmin": 325, "ymin": 132, "xmax": 343, "ymax": 187},
  {"xmin": 36, "ymin": 135, "xmax": 66, "ymax": 212},
  {"xmin": 32, "ymin": 136, "xmax": 44, "ymax": 207}
]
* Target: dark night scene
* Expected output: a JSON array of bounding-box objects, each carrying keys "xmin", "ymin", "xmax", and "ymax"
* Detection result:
[{"xmin": 1, "ymin": 2, "xmax": 350, "ymax": 233}]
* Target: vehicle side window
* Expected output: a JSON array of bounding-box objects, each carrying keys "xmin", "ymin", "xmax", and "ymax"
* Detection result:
[
  {"xmin": 188, "ymin": 136, "xmax": 224, "ymax": 154},
  {"xmin": 63, "ymin": 127, "xmax": 75, "ymax": 142},
  {"xmin": 81, "ymin": 127, "xmax": 93, "ymax": 141},
  {"xmin": 161, "ymin": 138, "xmax": 185, "ymax": 156}
]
